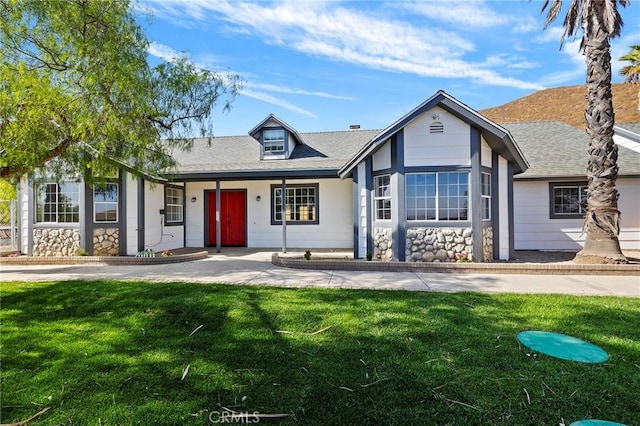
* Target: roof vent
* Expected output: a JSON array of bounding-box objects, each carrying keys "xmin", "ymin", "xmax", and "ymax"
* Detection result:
[{"xmin": 349, "ymin": 124, "xmax": 361, "ymax": 130}]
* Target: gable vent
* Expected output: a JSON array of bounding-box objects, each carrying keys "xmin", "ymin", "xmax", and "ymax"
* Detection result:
[{"xmin": 429, "ymin": 121, "xmax": 444, "ymax": 134}]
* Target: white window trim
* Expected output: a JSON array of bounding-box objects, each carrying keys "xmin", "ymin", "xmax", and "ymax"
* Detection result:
[
  {"xmin": 374, "ymin": 174, "xmax": 392, "ymax": 221},
  {"xmin": 405, "ymin": 171, "xmax": 470, "ymax": 222},
  {"xmin": 93, "ymin": 183, "xmax": 119, "ymax": 223}
]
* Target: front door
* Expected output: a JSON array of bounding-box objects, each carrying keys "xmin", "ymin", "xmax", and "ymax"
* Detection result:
[{"xmin": 208, "ymin": 190, "xmax": 246, "ymax": 246}]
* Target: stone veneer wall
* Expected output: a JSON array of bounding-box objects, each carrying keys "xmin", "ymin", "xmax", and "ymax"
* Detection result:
[
  {"xmin": 373, "ymin": 227, "xmax": 393, "ymax": 260},
  {"xmin": 93, "ymin": 228, "xmax": 119, "ymax": 256},
  {"xmin": 406, "ymin": 227, "xmax": 473, "ymax": 263},
  {"xmin": 482, "ymin": 226, "xmax": 493, "ymax": 263},
  {"xmin": 32, "ymin": 228, "xmax": 81, "ymax": 256}
]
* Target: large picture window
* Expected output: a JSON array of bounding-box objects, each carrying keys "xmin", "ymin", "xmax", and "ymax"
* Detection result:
[
  {"xmin": 165, "ymin": 185, "xmax": 184, "ymax": 225},
  {"xmin": 272, "ymin": 184, "xmax": 318, "ymax": 225},
  {"xmin": 374, "ymin": 174, "xmax": 391, "ymax": 220},
  {"xmin": 35, "ymin": 182, "xmax": 80, "ymax": 223},
  {"xmin": 93, "ymin": 183, "xmax": 119, "ymax": 223},
  {"xmin": 406, "ymin": 172, "xmax": 469, "ymax": 221},
  {"xmin": 550, "ymin": 183, "xmax": 587, "ymax": 219},
  {"xmin": 263, "ymin": 129, "xmax": 285, "ymax": 152}
]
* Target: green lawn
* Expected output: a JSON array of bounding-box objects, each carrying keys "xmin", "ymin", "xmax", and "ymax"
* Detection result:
[{"xmin": 1, "ymin": 281, "xmax": 638, "ymax": 425}]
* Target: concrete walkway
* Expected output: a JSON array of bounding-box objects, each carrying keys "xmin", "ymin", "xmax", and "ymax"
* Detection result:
[{"xmin": 2, "ymin": 249, "xmax": 638, "ymax": 297}]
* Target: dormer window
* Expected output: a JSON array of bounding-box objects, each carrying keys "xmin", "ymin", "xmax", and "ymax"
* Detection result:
[{"xmin": 264, "ymin": 129, "xmax": 285, "ymax": 153}]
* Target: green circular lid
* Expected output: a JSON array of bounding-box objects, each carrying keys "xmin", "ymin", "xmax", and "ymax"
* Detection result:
[
  {"xmin": 570, "ymin": 420, "xmax": 627, "ymax": 426},
  {"xmin": 517, "ymin": 331, "xmax": 609, "ymax": 363}
]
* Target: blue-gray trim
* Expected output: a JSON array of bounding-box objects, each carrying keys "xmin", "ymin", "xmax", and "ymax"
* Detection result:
[
  {"xmin": 365, "ymin": 157, "xmax": 373, "ymax": 256},
  {"xmin": 548, "ymin": 181, "xmax": 588, "ymax": 220},
  {"xmin": 137, "ymin": 177, "xmax": 145, "ymax": 252},
  {"xmin": 508, "ymin": 163, "xmax": 515, "ymax": 260},
  {"xmin": 175, "ymin": 169, "xmax": 340, "ymax": 181},
  {"xmin": 270, "ymin": 183, "xmax": 320, "ymax": 226},
  {"xmin": 339, "ymin": 90, "xmax": 529, "ymax": 178},
  {"xmin": 120, "ymin": 173, "xmax": 126, "ymax": 256},
  {"xmin": 352, "ymin": 168, "xmax": 359, "ymax": 258},
  {"xmin": 394, "ymin": 131, "xmax": 406, "ymax": 261},
  {"xmin": 163, "ymin": 183, "xmax": 185, "ymax": 226},
  {"xmin": 470, "ymin": 127, "xmax": 484, "ymax": 261},
  {"xmin": 491, "ymin": 151, "xmax": 500, "ymax": 260},
  {"xmin": 26, "ymin": 181, "xmax": 34, "ymax": 256},
  {"xmin": 83, "ymin": 182, "xmax": 93, "ymax": 255},
  {"xmin": 404, "ymin": 165, "xmax": 472, "ymax": 173}
]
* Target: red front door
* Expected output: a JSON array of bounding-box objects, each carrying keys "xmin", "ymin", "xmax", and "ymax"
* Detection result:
[{"xmin": 208, "ymin": 191, "xmax": 246, "ymax": 246}]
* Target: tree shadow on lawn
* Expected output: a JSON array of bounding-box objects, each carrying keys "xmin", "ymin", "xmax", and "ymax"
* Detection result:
[{"xmin": 1, "ymin": 281, "xmax": 638, "ymax": 425}]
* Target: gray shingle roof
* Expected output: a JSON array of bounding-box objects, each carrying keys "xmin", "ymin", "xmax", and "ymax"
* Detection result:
[
  {"xmin": 504, "ymin": 121, "xmax": 640, "ymax": 179},
  {"xmin": 169, "ymin": 129, "xmax": 379, "ymax": 178}
]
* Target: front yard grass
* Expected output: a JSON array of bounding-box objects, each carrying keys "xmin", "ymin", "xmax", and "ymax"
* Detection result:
[{"xmin": 1, "ymin": 280, "xmax": 638, "ymax": 425}]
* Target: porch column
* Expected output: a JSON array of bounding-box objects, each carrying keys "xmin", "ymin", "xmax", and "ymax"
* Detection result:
[
  {"xmin": 137, "ymin": 177, "xmax": 145, "ymax": 252},
  {"xmin": 216, "ymin": 180, "xmax": 221, "ymax": 253},
  {"xmin": 281, "ymin": 179, "xmax": 287, "ymax": 253}
]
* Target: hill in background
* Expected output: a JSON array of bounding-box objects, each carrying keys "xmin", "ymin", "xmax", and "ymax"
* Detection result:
[{"xmin": 481, "ymin": 83, "xmax": 639, "ymax": 128}]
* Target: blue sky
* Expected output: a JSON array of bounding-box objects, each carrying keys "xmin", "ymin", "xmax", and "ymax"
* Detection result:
[{"xmin": 137, "ymin": 0, "xmax": 640, "ymax": 137}]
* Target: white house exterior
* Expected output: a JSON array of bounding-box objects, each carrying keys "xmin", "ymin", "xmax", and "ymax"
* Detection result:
[
  {"xmin": 15, "ymin": 91, "xmax": 640, "ymax": 260},
  {"xmin": 507, "ymin": 121, "xmax": 640, "ymax": 251}
]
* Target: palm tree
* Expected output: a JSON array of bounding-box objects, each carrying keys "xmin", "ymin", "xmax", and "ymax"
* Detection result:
[
  {"xmin": 619, "ymin": 44, "xmax": 640, "ymax": 83},
  {"xmin": 541, "ymin": 0, "xmax": 630, "ymax": 264},
  {"xmin": 620, "ymin": 44, "xmax": 640, "ymax": 112}
]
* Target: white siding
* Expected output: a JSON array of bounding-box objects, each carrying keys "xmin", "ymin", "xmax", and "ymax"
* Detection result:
[
  {"xmin": 125, "ymin": 172, "xmax": 139, "ymax": 255},
  {"xmin": 143, "ymin": 181, "xmax": 184, "ymax": 252},
  {"xmin": 18, "ymin": 175, "xmax": 30, "ymax": 254},
  {"xmin": 514, "ymin": 178, "xmax": 640, "ymax": 250},
  {"xmin": 373, "ymin": 140, "xmax": 391, "ymax": 171},
  {"xmin": 481, "ymin": 138, "xmax": 492, "ymax": 168},
  {"xmin": 185, "ymin": 178, "xmax": 354, "ymax": 249},
  {"xmin": 498, "ymin": 156, "xmax": 510, "ymax": 259},
  {"xmin": 404, "ymin": 107, "xmax": 471, "ymax": 167},
  {"xmin": 357, "ymin": 162, "xmax": 368, "ymax": 258}
]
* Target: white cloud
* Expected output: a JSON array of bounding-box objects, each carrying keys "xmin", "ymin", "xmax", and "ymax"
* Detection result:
[
  {"xmin": 145, "ymin": 0, "xmax": 543, "ymax": 90},
  {"xmin": 398, "ymin": 0, "xmax": 508, "ymax": 28},
  {"xmin": 246, "ymin": 82, "xmax": 356, "ymax": 100},
  {"xmin": 241, "ymin": 89, "xmax": 318, "ymax": 118}
]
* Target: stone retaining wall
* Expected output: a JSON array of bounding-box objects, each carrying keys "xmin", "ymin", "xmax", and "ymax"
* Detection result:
[
  {"xmin": 32, "ymin": 228, "xmax": 81, "ymax": 256},
  {"xmin": 373, "ymin": 227, "xmax": 393, "ymax": 260},
  {"xmin": 93, "ymin": 228, "xmax": 119, "ymax": 256},
  {"xmin": 482, "ymin": 226, "xmax": 494, "ymax": 262},
  {"xmin": 405, "ymin": 227, "xmax": 473, "ymax": 263}
]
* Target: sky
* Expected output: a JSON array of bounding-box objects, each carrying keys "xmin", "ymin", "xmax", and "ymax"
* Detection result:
[{"xmin": 137, "ymin": 0, "xmax": 640, "ymax": 137}]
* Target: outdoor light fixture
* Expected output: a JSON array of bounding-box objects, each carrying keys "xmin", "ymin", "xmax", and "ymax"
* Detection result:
[
  {"xmin": 191, "ymin": 196, "xmax": 197, "ymax": 203},
  {"xmin": 256, "ymin": 195, "xmax": 261, "ymax": 202}
]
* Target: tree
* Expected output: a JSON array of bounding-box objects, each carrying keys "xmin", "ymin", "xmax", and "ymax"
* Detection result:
[
  {"xmin": 540, "ymin": 0, "xmax": 629, "ymax": 264},
  {"xmin": 619, "ymin": 44, "xmax": 640, "ymax": 112},
  {"xmin": 619, "ymin": 44, "xmax": 640, "ymax": 83},
  {"xmin": 0, "ymin": 0, "xmax": 241, "ymax": 182}
]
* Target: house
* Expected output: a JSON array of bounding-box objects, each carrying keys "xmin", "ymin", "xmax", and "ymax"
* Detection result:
[{"xmin": 16, "ymin": 90, "xmax": 640, "ymax": 260}]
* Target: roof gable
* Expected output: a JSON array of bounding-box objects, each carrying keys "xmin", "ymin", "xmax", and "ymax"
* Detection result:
[
  {"xmin": 339, "ymin": 90, "xmax": 529, "ymax": 178},
  {"xmin": 248, "ymin": 113, "xmax": 305, "ymax": 146}
]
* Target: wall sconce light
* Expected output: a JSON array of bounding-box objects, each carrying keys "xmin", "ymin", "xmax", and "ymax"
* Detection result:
[
  {"xmin": 191, "ymin": 196, "xmax": 197, "ymax": 203},
  {"xmin": 432, "ymin": 113, "xmax": 441, "ymax": 121},
  {"xmin": 256, "ymin": 195, "xmax": 261, "ymax": 202}
]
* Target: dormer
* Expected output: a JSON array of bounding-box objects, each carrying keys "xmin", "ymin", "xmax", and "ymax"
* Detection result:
[{"xmin": 249, "ymin": 114, "xmax": 305, "ymax": 160}]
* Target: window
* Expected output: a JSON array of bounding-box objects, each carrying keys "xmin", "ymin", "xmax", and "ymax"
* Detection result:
[
  {"xmin": 35, "ymin": 182, "xmax": 80, "ymax": 223},
  {"xmin": 406, "ymin": 172, "xmax": 469, "ymax": 221},
  {"xmin": 550, "ymin": 183, "xmax": 587, "ymax": 219},
  {"xmin": 481, "ymin": 172, "xmax": 491, "ymax": 221},
  {"xmin": 374, "ymin": 174, "xmax": 391, "ymax": 220},
  {"xmin": 272, "ymin": 184, "xmax": 318, "ymax": 225},
  {"xmin": 165, "ymin": 185, "xmax": 184, "ymax": 225},
  {"xmin": 263, "ymin": 129, "xmax": 285, "ymax": 152},
  {"xmin": 94, "ymin": 183, "xmax": 119, "ymax": 223}
]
